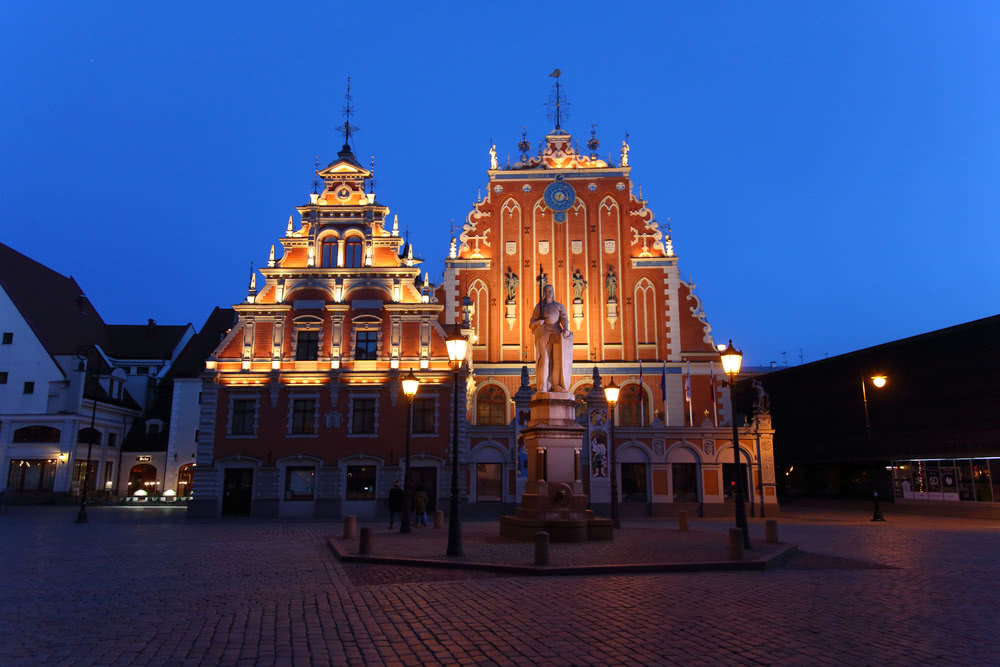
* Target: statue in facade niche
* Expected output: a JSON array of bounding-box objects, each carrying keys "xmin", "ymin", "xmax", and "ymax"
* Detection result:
[
  {"xmin": 571, "ymin": 268, "xmax": 587, "ymax": 302},
  {"xmin": 605, "ymin": 266, "xmax": 617, "ymax": 302},
  {"xmin": 504, "ymin": 267, "xmax": 519, "ymax": 303},
  {"xmin": 529, "ymin": 284, "xmax": 573, "ymax": 393}
]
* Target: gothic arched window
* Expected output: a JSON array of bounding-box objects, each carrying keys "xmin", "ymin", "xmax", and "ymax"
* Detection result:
[
  {"xmin": 344, "ymin": 237, "xmax": 363, "ymax": 268},
  {"xmin": 619, "ymin": 384, "xmax": 647, "ymax": 427},
  {"xmin": 476, "ymin": 385, "xmax": 507, "ymax": 425}
]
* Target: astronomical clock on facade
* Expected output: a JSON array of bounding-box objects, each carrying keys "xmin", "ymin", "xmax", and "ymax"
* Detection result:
[{"xmin": 190, "ymin": 80, "xmax": 777, "ymax": 519}]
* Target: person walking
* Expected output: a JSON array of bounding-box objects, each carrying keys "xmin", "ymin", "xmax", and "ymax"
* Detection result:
[
  {"xmin": 413, "ymin": 482, "xmax": 429, "ymax": 527},
  {"xmin": 387, "ymin": 480, "xmax": 404, "ymax": 529}
]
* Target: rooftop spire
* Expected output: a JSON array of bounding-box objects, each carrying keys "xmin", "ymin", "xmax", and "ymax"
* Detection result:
[
  {"xmin": 312, "ymin": 155, "xmax": 319, "ymax": 194},
  {"xmin": 546, "ymin": 69, "xmax": 570, "ymax": 131},
  {"xmin": 340, "ymin": 76, "xmax": 359, "ymax": 149}
]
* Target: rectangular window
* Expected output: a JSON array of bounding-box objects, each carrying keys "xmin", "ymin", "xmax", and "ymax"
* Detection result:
[
  {"xmin": 107, "ymin": 433, "xmax": 117, "ymax": 448},
  {"xmin": 23, "ymin": 381, "xmax": 34, "ymax": 395},
  {"xmin": 722, "ymin": 463, "xmax": 750, "ymax": 502},
  {"xmin": 296, "ymin": 330, "xmax": 319, "ymax": 361},
  {"xmin": 412, "ymin": 398, "xmax": 435, "ymax": 434},
  {"xmin": 231, "ymin": 399, "xmax": 256, "ymax": 435},
  {"xmin": 291, "ymin": 399, "xmax": 316, "ymax": 434},
  {"xmin": 284, "ymin": 466, "xmax": 316, "ymax": 501},
  {"xmin": 73, "ymin": 460, "xmax": 98, "ymax": 491},
  {"xmin": 672, "ymin": 463, "xmax": 699, "ymax": 502},
  {"xmin": 7, "ymin": 459, "xmax": 56, "ymax": 492},
  {"xmin": 351, "ymin": 398, "xmax": 376, "ymax": 434},
  {"xmin": 103, "ymin": 462, "xmax": 115, "ymax": 490},
  {"xmin": 354, "ymin": 330, "xmax": 378, "ymax": 360},
  {"xmin": 2, "ymin": 332, "xmax": 12, "ymax": 344},
  {"xmin": 620, "ymin": 463, "xmax": 648, "ymax": 502},
  {"xmin": 0, "ymin": 371, "xmax": 7, "ymax": 384},
  {"xmin": 345, "ymin": 465, "xmax": 376, "ymax": 500},
  {"xmin": 136, "ymin": 367, "xmax": 148, "ymax": 375},
  {"xmin": 476, "ymin": 463, "xmax": 502, "ymax": 502}
]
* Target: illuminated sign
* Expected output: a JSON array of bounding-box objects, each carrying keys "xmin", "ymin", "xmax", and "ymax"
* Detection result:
[{"xmin": 136, "ymin": 455, "xmax": 152, "ymax": 462}]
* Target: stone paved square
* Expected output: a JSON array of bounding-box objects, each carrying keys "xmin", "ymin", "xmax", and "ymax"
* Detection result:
[{"xmin": 0, "ymin": 505, "xmax": 997, "ymax": 666}]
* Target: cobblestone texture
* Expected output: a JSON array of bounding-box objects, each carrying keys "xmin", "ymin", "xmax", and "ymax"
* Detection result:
[
  {"xmin": 0, "ymin": 505, "xmax": 997, "ymax": 665},
  {"xmin": 337, "ymin": 521, "xmax": 785, "ymax": 566}
]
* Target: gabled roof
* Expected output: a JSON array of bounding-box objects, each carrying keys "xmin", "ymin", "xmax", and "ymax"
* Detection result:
[
  {"xmin": 105, "ymin": 323, "xmax": 192, "ymax": 360},
  {"xmin": 168, "ymin": 307, "xmax": 237, "ymax": 378},
  {"xmin": 0, "ymin": 242, "xmax": 109, "ymax": 359},
  {"xmin": 320, "ymin": 144, "xmax": 368, "ymax": 174}
]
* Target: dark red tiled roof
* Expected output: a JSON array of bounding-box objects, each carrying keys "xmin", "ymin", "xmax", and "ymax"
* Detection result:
[
  {"xmin": 105, "ymin": 323, "xmax": 192, "ymax": 360},
  {"xmin": 0, "ymin": 243, "xmax": 109, "ymax": 359},
  {"xmin": 169, "ymin": 307, "xmax": 237, "ymax": 378}
]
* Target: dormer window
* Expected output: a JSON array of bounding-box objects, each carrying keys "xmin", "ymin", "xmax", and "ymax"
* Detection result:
[
  {"xmin": 344, "ymin": 238, "xmax": 363, "ymax": 268},
  {"xmin": 321, "ymin": 238, "xmax": 339, "ymax": 267}
]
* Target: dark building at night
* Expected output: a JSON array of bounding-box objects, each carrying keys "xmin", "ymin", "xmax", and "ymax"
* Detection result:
[{"xmin": 758, "ymin": 314, "xmax": 1000, "ymax": 515}]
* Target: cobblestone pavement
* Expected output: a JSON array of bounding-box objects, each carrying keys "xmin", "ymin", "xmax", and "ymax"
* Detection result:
[
  {"xmin": 0, "ymin": 505, "xmax": 997, "ymax": 666},
  {"xmin": 337, "ymin": 521, "xmax": 786, "ymax": 566}
]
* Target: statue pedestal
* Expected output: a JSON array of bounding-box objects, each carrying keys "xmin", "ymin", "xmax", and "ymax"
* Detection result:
[{"xmin": 500, "ymin": 392, "xmax": 613, "ymax": 542}]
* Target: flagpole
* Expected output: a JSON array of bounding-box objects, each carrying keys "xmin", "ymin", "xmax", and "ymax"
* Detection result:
[
  {"xmin": 710, "ymin": 362, "xmax": 719, "ymax": 427},
  {"xmin": 661, "ymin": 360, "xmax": 669, "ymax": 426}
]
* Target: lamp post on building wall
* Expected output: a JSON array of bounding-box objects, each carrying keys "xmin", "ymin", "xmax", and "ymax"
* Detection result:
[
  {"xmin": 603, "ymin": 378, "xmax": 621, "ymax": 529},
  {"xmin": 720, "ymin": 340, "xmax": 751, "ymax": 549},
  {"xmin": 400, "ymin": 369, "xmax": 420, "ymax": 534},
  {"xmin": 75, "ymin": 356, "xmax": 98, "ymax": 525},
  {"xmin": 861, "ymin": 374, "xmax": 888, "ymax": 439},
  {"xmin": 445, "ymin": 327, "xmax": 469, "ymax": 557}
]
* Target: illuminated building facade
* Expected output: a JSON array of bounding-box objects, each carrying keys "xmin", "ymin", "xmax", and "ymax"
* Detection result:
[
  {"xmin": 188, "ymin": 139, "xmax": 466, "ymax": 519},
  {"xmin": 445, "ymin": 114, "xmax": 778, "ymax": 517}
]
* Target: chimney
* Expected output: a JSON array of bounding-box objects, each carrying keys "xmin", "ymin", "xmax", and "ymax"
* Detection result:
[{"xmin": 147, "ymin": 318, "xmax": 156, "ymax": 336}]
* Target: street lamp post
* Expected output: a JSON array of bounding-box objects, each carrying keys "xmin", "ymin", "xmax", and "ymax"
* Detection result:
[
  {"xmin": 75, "ymin": 367, "xmax": 98, "ymax": 525},
  {"xmin": 603, "ymin": 378, "xmax": 621, "ymax": 529},
  {"xmin": 400, "ymin": 369, "xmax": 420, "ymax": 534},
  {"xmin": 720, "ymin": 340, "xmax": 751, "ymax": 549},
  {"xmin": 445, "ymin": 327, "xmax": 469, "ymax": 557}
]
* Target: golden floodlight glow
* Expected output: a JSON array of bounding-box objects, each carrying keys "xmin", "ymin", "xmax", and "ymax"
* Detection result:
[
  {"xmin": 420, "ymin": 357, "xmax": 429, "ymax": 369},
  {"xmin": 401, "ymin": 369, "xmax": 420, "ymax": 399},
  {"xmin": 331, "ymin": 358, "xmax": 341, "ymax": 370},
  {"xmin": 604, "ymin": 378, "xmax": 620, "ymax": 407},
  {"xmin": 871, "ymin": 375, "xmax": 888, "ymax": 388},
  {"xmin": 390, "ymin": 357, "xmax": 400, "ymax": 370},
  {"xmin": 57, "ymin": 453, "xmax": 68, "ymax": 463},
  {"xmin": 241, "ymin": 360, "xmax": 251, "ymax": 371},
  {"xmin": 719, "ymin": 339, "xmax": 743, "ymax": 376},
  {"xmin": 271, "ymin": 360, "xmax": 281, "ymax": 370},
  {"xmin": 205, "ymin": 360, "xmax": 217, "ymax": 370}
]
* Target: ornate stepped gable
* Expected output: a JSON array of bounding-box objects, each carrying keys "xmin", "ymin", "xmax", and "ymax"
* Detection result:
[
  {"xmin": 207, "ymin": 139, "xmax": 453, "ymax": 383},
  {"xmin": 439, "ymin": 112, "xmax": 725, "ymax": 429}
]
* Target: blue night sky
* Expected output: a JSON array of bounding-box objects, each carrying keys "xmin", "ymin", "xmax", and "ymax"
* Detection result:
[{"xmin": 2, "ymin": 2, "xmax": 997, "ymax": 366}]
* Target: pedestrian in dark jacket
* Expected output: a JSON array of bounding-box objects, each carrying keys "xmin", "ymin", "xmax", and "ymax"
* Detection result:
[
  {"xmin": 413, "ymin": 482, "xmax": 429, "ymax": 527},
  {"xmin": 388, "ymin": 481, "xmax": 404, "ymax": 528}
]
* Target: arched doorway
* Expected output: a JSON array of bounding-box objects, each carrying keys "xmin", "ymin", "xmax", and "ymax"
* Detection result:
[
  {"xmin": 129, "ymin": 464, "xmax": 157, "ymax": 496},
  {"xmin": 177, "ymin": 463, "xmax": 194, "ymax": 497}
]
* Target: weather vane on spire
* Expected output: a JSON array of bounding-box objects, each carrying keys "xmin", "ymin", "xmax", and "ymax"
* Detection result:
[
  {"xmin": 312, "ymin": 155, "xmax": 319, "ymax": 194},
  {"xmin": 340, "ymin": 76, "xmax": 359, "ymax": 147},
  {"xmin": 546, "ymin": 69, "xmax": 570, "ymax": 131}
]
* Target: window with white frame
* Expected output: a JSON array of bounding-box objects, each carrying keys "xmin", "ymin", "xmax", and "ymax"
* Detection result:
[
  {"xmin": 229, "ymin": 398, "xmax": 257, "ymax": 436},
  {"xmin": 290, "ymin": 398, "xmax": 318, "ymax": 435}
]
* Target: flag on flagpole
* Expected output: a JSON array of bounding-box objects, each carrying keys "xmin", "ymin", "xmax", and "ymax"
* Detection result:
[
  {"xmin": 638, "ymin": 361, "xmax": 645, "ymax": 425},
  {"xmin": 685, "ymin": 361, "xmax": 693, "ymax": 426},
  {"xmin": 710, "ymin": 362, "xmax": 719, "ymax": 427},
  {"xmin": 660, "ymin": 360, "xmax": 669, "ymax": 426}
]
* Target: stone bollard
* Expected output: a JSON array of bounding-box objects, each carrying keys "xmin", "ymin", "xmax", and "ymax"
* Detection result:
[
  {"xmin": 433, "ymin": 509, "xmax": 444, "ymax": 529},
  {"xmin": 343, "ymin": 515, "xmax": 357, "ymax": 539},
  {"xmin": 765, "ymin": 519, "xmax": 779, "ymax": 544},
  {"xmin": 534, "ymin": 531, "xmax": 550, "ymax": 566},
  {"xmin": 678, "ymin": 510, "xmax": 689, "ymax": 532},
  {"xmin": 358, "ymin": 527, "xmax": 373, "ymax": 555},
  {"xmin": 728, "ymin": 528, "xmax": 745, "ymax": 561}
]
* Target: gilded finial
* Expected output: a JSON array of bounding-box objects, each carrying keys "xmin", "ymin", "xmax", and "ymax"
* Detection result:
[
  {"xmin": 268, "ymin": 244, "xmax": 275, "ymax": 267},
  {"xmin": 392, "ymin": 214, "xmax": 399, "ymax": 236},
  {"xmin": 286, "ymin": 215, "xmax": 293, "ymax": 235}
]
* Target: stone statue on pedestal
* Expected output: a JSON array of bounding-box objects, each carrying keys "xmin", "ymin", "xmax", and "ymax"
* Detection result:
[
  {"xmin": 529, "ymin": 284, "xmax": 573, "ymax": 393},
  {"xmin": 504, "ymin": 266, "xmax": 519, "ymax": 303}
]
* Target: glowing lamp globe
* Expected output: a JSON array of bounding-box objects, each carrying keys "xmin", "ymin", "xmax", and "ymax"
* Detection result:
[
  {"xmin": 445, "ymin": 328, "xmax": 468, "ymax": 363},
  {"xmin": 871, "ymin": 375, "xmax": 887, "ymax": 389},
  {"xmin": 401, "ymin": 369, "xmax": 420, "ymax": 399},
  {"xmin": 604, "ymin": 379, "xmax": 620, "ymax": 407},
  {"xmin": 719, "ymin": 339, "xmax": 743, "ymax": 376}
]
